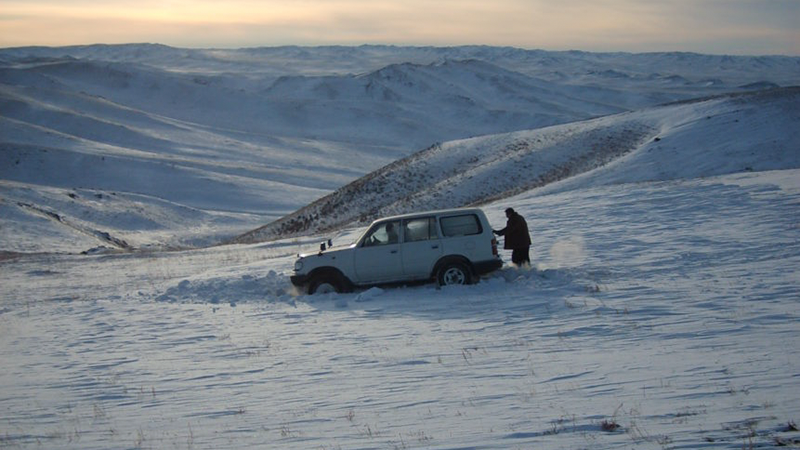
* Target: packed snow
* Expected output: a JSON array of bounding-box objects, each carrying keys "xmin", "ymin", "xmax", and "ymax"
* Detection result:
[{"xmin": 1, "ymin": 45, "xmax": 799, "ymax": 449}]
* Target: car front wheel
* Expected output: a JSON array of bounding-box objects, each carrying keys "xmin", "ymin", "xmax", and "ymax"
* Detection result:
[
  {"xmin": 438, "ymin": 262, "xmax": 472, "ymax": 286},
  {"xmin": 308, "ymin": 274, "xmax": 343, "ymax": 295}
]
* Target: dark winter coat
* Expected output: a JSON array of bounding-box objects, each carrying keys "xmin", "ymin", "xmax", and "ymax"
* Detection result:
[{"xmin": 497, "ymin": 212, "xmax": 531, "ymax": 250}]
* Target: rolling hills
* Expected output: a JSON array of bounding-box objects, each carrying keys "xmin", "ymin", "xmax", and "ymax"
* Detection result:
[
  {"xmin": 2, "ymin": 44, "xmax": 799, "ymax": 253},
  {"xmin": 237, "ymin": 87, "xmax": 800, "ymax": 242},
  {"xmin": 1, "ymin": 44, "xmax": 799, "ymax": 450}
]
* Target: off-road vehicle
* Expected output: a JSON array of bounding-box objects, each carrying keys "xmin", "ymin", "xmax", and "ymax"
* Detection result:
[{"xmin": 291, "ymin": 208, "xmax": 503, "ymax": 294}]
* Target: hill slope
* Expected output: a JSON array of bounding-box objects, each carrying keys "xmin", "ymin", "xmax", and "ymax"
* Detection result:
[{"xmin": 235, "ymin": 87, "xmax": 800, "ymax": 243}]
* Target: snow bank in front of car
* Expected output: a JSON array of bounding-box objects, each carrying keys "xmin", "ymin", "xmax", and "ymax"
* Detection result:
[{"xmin": 155, "ymin": 270, "xmax": 295, "ymax": 305}]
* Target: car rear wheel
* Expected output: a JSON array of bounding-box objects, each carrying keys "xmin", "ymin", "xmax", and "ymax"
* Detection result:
[{"xmin": 438, "ymin": 262, "xmax": 472, "ymax": 286}]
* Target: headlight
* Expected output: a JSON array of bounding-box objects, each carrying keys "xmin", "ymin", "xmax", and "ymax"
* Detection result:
[{"xmin": 294, "ymin": 260, "xmax": 304, "ymax": 272}]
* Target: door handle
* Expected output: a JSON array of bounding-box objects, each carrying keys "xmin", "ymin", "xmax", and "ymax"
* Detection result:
[
  {"xmin": 390, "ymin": 250, "xmax": 398, "ymax": 254},
  {"xmin": 431, "ymin": 245, "xmax": 439, "ymax": 249}
]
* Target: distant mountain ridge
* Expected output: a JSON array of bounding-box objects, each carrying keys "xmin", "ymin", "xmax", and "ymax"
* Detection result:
[{"xmin": 3, "ymin": 43, "xmax": 799, "ymax": 83}]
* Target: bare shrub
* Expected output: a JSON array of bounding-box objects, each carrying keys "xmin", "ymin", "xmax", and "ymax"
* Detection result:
[{"xmin": 601, "ymin": 420, "xmax": 621, "ymax": 432}]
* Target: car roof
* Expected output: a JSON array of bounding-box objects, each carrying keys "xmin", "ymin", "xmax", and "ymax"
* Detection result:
[{"xmin": 372, "ymin": 207, "xmax": 485, "ymax": 223}]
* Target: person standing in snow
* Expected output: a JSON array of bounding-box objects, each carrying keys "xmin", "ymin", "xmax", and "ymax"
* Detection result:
[{"xmin": 493, "ymin": 208, "xmax": 531, "ymax": 267}]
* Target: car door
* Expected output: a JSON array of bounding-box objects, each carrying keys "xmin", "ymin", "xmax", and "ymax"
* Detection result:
[
  {"xmin": 353, "ymin": 220, "xmax": 403, "ymax": 283},
  {"xmin": 401, "ymin": 217, "xmax": 442, "ymax": 279}
]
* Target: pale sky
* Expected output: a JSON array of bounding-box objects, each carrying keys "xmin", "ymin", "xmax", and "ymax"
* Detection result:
[{"xmin": 1, "ymin": 0, "xmax": 798, "ymax": 55}]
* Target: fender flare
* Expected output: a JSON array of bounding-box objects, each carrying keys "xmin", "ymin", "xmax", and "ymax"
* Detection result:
[
  {"xmin": 307, "ymin": 267, "xmax": 354, "ymax": 291},
  {"xmin": 431, "ymin": 255, "xmax": 474, "ymax": 279}
]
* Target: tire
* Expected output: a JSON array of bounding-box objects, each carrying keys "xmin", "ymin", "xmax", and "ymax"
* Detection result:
[
  {"xmin": 437, "ymin": 262, "xmax": 472, "ymax": 287},
  {"xmin": 308, "ymin": 273, "xmax": 343, "ymax": 295}
]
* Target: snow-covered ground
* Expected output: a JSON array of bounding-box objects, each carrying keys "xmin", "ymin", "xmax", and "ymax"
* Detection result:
[
  {"xmin": 2, "ymin": 169, "xmax": 799, "ymax": 449},
  {"xmin": 1, "ymin": 45, "xmax": 799, "ymax": 449}
]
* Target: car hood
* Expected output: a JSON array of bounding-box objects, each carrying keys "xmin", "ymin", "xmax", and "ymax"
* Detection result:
[{"xmin": 298, "ymin": 245, "xmax": 354, "ymax": 260}]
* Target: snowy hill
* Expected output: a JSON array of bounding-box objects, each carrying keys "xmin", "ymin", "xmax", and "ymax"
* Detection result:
[
  {"xmin": 1, "ymin": 45, "xmax": 799, "ymax": 450},
  {"xmin": 235, "ymin": 87, "xmax": 800, "ymax": 243},
  {"xmin": 2, "ymin": 44, "xmax": 799, "ymax": 253}
]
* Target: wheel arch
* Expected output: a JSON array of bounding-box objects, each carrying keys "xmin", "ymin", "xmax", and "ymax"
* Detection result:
[
  {"xmin": 431, "ymin": 255, "xmax": 474, "ymax": 279},
  {"xmin": 307, "ymin": 266, "xmax": 353, "ymax": 290}
]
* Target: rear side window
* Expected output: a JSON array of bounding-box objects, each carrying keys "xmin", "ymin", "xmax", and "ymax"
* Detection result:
[
  {"xmin": 404, "ymin": 217, "xmax": 438, "ymax": 242},
  {"xmin": 440, "ymin": 214, "xmax": 482, "ymax": 237}
]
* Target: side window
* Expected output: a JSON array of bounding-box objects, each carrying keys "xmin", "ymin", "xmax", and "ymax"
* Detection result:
[
  {"xmin": 440, "ymin": 214, "xmax": 482, "ymax": 237},
  {"xmin": 362, "ymin": 220, "xmax": 401, "ymax": 247},
  {"xmin": 404, "ymin": 217, "xmax": 438, "ymax": 242}
]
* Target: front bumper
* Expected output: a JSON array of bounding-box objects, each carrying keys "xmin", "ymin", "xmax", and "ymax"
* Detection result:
[{"xmin": 290, "ymin": 274, "xmax": 310, "ymax": 287}]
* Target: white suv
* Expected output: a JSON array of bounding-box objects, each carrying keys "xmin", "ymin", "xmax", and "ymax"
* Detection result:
[{"xmin": 291, "ymin": 208, "xmax": 503, "ymax": 294}]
